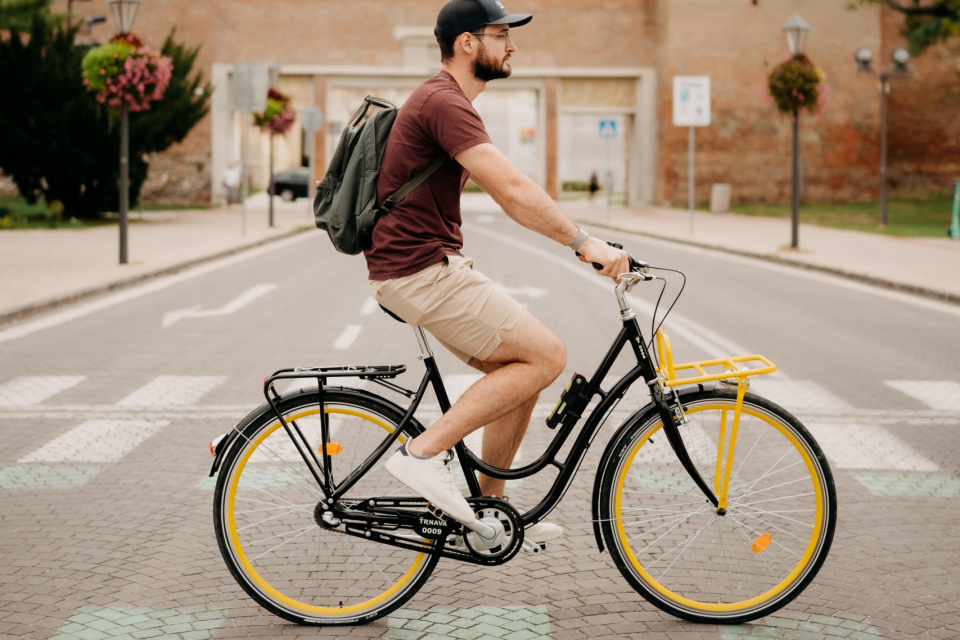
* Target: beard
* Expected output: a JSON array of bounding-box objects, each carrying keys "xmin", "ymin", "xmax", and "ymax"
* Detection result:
[{"xmin": 472, "ymin": 41, "xmax": 512, "ymax": 82}]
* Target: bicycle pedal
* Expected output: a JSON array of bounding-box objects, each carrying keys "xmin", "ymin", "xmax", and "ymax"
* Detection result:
[{"xmin": 521, "ymin": 539, "xmax": 545, "ymax": 555}]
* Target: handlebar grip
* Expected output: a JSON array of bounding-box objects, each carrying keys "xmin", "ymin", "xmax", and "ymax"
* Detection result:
[{"xmin": 577, "ymin": 242, "xmax": 647, "ymax": 273}]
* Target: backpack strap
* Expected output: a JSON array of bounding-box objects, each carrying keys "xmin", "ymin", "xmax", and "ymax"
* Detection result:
[{"xmin": 379, "ymin": 155, "xmax": 447, "ymax": 214}]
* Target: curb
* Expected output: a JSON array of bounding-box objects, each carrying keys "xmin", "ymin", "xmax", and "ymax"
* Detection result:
[
  {"xmin": 574, "ymin": 219, "xmax": 960, "ymax": 307},
  {"xmin": 0, "ymin": 226, "xmax": 313, "ymax": 326}
]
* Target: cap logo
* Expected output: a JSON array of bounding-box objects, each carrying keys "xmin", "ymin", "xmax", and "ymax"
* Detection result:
[{"xmin": 494, "ymin": 0, "xmax": 505, "ymax": 9}]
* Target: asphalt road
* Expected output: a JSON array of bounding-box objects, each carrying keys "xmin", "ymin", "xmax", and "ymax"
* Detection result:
[{"xmin": 0, "ymin": 206, "xmax": 958, "ymax": 640}]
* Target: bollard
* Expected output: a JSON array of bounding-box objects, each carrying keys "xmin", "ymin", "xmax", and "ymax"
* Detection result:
[{"xmin": 950, "ymin": 181, "xmax": 960, "ymax": 240}]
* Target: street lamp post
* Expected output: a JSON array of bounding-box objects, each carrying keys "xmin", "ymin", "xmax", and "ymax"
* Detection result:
[
  {"xmin": 781, "ymin": 13, "xmax": 810, "ymax": 250},
  {"xmin": 856, "ymin": 47, "xmax": 910, "ymax": 228},
  {"xmin": 107, "ymin": 0, "xmax": 142, "ymax": 265}
]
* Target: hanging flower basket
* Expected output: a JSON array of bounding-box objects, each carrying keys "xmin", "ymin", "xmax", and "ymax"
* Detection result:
[
  {"xmin": 253, "ymin": 89, "xmax": 296, "ymax": 136},
  {"xmin": 81, "ymin": 33, "xmax": 174, "ymax": 112},
  {"xmin": 767, "ymin": 54, "xmax": 824, "ymax": 115}
]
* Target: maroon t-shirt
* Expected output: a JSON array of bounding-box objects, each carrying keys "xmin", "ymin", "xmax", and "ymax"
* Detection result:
[{"xmin": 364, "ymin": 70, "xmax": 492, "ymax": 280}]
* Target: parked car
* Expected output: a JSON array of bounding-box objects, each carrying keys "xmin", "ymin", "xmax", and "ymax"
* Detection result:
[{"xmin": 269, "ymin": 167, "xmax": 311, "ymax": 201}]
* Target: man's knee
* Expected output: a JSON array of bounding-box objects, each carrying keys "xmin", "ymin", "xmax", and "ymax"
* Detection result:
[{"xmin": 541, "ymin": 333, "xmax": 566, "ymax": 382}]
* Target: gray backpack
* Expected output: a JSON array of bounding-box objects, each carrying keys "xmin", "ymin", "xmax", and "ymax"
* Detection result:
[{"xmin": 313, "ymin": 96, "xmax": 445, "ymax": 255}]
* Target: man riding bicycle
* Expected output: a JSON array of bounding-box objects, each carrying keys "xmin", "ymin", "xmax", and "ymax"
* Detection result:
[{"xmin": 373, "ymin": 0, "xmax": 630, "ymax": 544}]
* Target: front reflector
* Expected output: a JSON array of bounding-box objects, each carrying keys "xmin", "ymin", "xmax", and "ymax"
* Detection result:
[{"xmin": 752, "ymin": 533, "xmax": 772, "ymax": 554}]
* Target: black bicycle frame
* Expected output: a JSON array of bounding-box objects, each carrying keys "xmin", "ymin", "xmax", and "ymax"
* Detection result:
[{"xmin": 259, "ymin": 313, "xmax": 719, "ymax": 526}]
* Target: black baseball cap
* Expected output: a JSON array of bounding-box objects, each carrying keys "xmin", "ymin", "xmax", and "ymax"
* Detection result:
[{"xmin": 435, "ymin": 0, "xmax": 533, "ymax": 43}]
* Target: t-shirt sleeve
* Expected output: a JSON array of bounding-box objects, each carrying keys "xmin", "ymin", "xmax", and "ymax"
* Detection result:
[{"xmin": 418, "ymin": 88, "xmax": 492, "ymax": 158}]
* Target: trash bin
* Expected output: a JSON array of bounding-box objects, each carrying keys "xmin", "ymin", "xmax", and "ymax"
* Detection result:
[{"xmin": 710, "ymin": 184, "xmax": 731, "ymax": 213}]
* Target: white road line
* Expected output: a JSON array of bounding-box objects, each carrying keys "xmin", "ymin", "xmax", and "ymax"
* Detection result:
[
  {"xmin": 463, "ymin": 223, "xmax": 753, "ymax": 362},
  {"xmin": 444, "ymin": 374, "xmax": 483, "ymax": 404},
  {"xmin": 18, "ymin": 418, "xmax": 171, "ymax": 463},
  {"xmin": 0, "ymin": 232, "xmax": 313, "ymax": 345},
  {"xmin": 0, "ymin": 376, "xmax": 86, "ymax": 407},
  {"xmin": 333, "ymin": 325, "xmax": 363, "ymax": 350},
  {"xmin": 884, "ymin": 380, "xmax": 960, "ymax": 412},
  {"xmin": 361, "ymin": 298, "xmax": 380, "ymax": 315},
  {"xmin": 162, "ymin": 283, "xmax": 277, "ymax": 328},
  {"xmin": 804, "ymin": 422, "xmax": 939, "ymax": 471},
  {"xmin": 116, "ymin": 375, "xmax": 228, "ymax": 407},
  {"xmin": 748, "ymin": 379, "xmax": 852, "ymax": 412}
]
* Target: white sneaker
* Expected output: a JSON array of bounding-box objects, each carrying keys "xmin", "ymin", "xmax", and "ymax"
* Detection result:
[
  {"xmin": 526, "ymin": 521, "xmax": 563, "ymax": 543},
  {"xmin": 384, "ymin": 443, "xmax": 476, "ymax": 525}
]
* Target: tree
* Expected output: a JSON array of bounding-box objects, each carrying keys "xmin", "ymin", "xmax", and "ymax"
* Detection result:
[
  {"xmin": 863, "ymin": 0, "xmax": 960, "ymax": 54},
  {"xmin": 0, "ymin": 6, "xmax": 211, "ymax": 218},
  {"xmin": 0, "ymin": 0, "xmax": 53, "ymax": 30}
]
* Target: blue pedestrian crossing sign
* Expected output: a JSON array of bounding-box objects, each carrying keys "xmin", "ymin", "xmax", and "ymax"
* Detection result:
[{"xmin": 599, "ymin": 119, "xmax": 617, "ymax": 139}]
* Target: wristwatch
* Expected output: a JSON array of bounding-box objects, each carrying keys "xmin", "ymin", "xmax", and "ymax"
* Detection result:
[{"xmin": 569, "ymin": 226, "xmax": 589, "ymax": 251}]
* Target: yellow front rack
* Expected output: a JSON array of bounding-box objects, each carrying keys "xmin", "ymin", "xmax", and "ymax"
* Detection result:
[{"xmin": 654, "ymin": 330, "xmax": 776, "ymax": 388}]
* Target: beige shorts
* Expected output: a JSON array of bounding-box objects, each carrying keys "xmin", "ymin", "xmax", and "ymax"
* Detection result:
[{"xmin": 369, "ymin": 255, "xmax": 523, "ymax": 364}]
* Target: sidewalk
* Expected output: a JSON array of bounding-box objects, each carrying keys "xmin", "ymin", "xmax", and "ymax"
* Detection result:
[
  {"xmin": 0, "ymin": 193, "xmax": 314, "ymax": 323},
  {"xmin": 560, "ymin": 198, "xmax": 960, "ymax": 303},
  {"xmin": 2, "ymin": 192, "xmax": 958, "ymax": 324}
]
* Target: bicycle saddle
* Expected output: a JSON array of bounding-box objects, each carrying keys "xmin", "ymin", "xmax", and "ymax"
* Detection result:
[{"xmin": 379, "ymin": 303, "xmax": 406, "ymax": 324}]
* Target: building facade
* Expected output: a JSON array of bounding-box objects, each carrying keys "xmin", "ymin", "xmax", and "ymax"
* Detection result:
[{"xmin": 62, "ymin": 0, "xmax": 960, "ymax": 207}]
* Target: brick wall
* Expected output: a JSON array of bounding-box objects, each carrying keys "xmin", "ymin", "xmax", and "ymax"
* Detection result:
[
  {"xmin": 58, "ymin": 0, "xmax": 957, "ymax": 206},
  {"xmin": 882, "ymin": 7, "xmax": 960, "ymax": 195}
]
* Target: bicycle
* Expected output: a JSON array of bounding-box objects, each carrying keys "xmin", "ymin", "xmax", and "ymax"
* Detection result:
[{"xmin": 208, "ymin": 255, "xmax": 837, "ymax": 627}]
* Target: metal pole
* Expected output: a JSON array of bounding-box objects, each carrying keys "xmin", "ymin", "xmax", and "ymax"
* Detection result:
[
  {"xmin": 119, "ymin": 102, "xmax": 129, "ymax": 264},
  {"xmin": 241, "ymin": 112, "xmax": 249, "ymax": 236},
  {"xmin": 949, "ymin": 180, "xmax": 960, "ymax": 240},
  {"xmin": 308, "ymin": 130, "xmax": 316, "ymax": 214},
  {"xmin": 791, "ymin": 109, "xmax": 800, "ymax": 249},
  {"xmin": 689, "ymin": 125, "xmax": 695, "ymax": 235},
  {"xmin": 880, "ymin": 74, "xmax": 889, "ymax": 228},
  {"xmin": 268, "ymin": 133, "xmax": 275, "ymax": 227}
]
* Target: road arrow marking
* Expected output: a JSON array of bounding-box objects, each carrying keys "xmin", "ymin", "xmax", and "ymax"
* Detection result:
[
  {"xmin": 162, "ymin": 284, "xmax": 277, "ymax": 328},
  {"xmin": 495, "ymin": 283, "xmax": 549, "ymax": 299}
]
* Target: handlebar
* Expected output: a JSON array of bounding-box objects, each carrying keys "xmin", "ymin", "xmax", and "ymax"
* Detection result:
[{"xmin": 576, "ymin": 241, "xmax": 649, "ymax": 275}]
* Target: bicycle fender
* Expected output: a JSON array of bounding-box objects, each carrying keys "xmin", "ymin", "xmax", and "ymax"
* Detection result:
[
  {"xmin": 208, "ymin": 385, "xmax": 417, "ymax": 477},
  {"xmin": 590, "ymin": 383, "xmax": 712, "ymax": 553}
]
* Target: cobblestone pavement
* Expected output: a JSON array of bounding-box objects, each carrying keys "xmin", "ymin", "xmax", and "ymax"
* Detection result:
[{"xmin": 1, "ymin": 218, "xmax": 958, "ymax": 640}]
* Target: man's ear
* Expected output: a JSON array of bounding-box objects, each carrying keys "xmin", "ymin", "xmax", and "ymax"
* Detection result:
[{"xmin": 456, "ymin": 32, "xmax": 476, "ymax": 56}]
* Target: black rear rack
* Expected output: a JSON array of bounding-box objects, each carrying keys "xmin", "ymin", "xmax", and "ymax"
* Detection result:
[{"xmin": 264, "ymin": 365, "xmax": 406, "ymax": 390}]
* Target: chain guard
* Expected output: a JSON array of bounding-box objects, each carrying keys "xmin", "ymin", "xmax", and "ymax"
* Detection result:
[{"xmin": 329, "ymin": 496, "xmax": 525, "ymax": 566}]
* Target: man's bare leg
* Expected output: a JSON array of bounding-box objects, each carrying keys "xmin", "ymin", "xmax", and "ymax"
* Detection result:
[
  {"xmin": 407, "ymin": 310, "xmax": 565, "ymax": 469},
  {"xmin": 476, "ymin": 394, "xmax": 538, "ymax": 498}
]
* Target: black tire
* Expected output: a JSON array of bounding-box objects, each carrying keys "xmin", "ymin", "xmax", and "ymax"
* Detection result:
[
  {"xmin": 598, "ymin": 388, "xmax": 836, "ymax": 624},
  {"xmin": 213, "ymin": 387, "xmax": 438, "ymax": 625}
]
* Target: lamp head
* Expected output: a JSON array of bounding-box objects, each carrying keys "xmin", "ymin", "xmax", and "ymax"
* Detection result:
[
  {"xmin": 107, "ymin": 0, "xmax": 142, "ymax": 34},
  {"xmin": 855, "ymin": 47, "xmax": 874, "ymax": 72},
  {"xmin": 892, "ymin": 47, "xmax": 910, "ymax": 72},
  {"xmin": 781, "ymin": 13, "xmax": 811, "ymax": 56}
]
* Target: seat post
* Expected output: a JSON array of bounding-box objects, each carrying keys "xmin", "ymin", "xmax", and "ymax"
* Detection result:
[{"xmin": 412, "ymin": 326, "xmax": 434, "ymax": 360}]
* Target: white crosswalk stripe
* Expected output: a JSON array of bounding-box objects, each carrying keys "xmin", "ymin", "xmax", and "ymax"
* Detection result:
[
  {"xmin": 804, "ymin": 422, "xmax": 939, "ymax": 471},
  {"xmin": 748, "ymin": 379, "xmax": 853, "ymax": 412},
  {"xmin": 884, "ymin": 380, "xmax": 960, "ymax": 411},
  {"xmin": 333, "ymin": 325, "xmax": 363, "ymax": 350},
  {"xmin": 18, "ymin": 419, "xmax": 170, "ymax": 463},
  {"xmin": 116, "ymin": 376, "xmax": 227, "ymax": 407},
  {"xmin": 0, "ymin": 376, "xmax": 86, "ymax": 407}
]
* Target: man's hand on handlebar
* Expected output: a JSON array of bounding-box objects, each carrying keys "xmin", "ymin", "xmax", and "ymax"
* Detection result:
[{"xmin": 576, "ymin": 237, "xmax": 631, "ymax": 282}]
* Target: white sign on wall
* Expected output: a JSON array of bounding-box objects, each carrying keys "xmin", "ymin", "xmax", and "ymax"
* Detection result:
[{"xmin": 672, "ymin": 76, "xmax": 711, "ymax": 127}]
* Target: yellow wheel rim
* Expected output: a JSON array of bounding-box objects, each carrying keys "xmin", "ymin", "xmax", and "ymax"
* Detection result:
[
  {"xmin": 613, "ymin": 402, "xmax": 826, "ymax": 613},
  {"xmin": 225, "ymin": 406, "xmax": 425, "ymax": 616}
]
